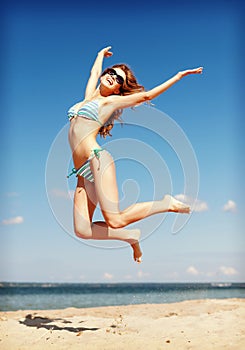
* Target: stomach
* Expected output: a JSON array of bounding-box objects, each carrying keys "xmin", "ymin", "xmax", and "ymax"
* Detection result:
[{"xmin": 68, "ymin": 118, "xmax": 100, "ymax": 168}]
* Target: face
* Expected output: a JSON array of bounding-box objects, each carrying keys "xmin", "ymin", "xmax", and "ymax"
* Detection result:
[{"xmin": 100, "ymin": 67, "xmax": 126, "ymax": 95}]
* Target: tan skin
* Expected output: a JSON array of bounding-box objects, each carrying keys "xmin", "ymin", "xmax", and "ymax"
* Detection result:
[{"xmin": 68, "ymin": 46, "xmax": 203, "ymax": 263}]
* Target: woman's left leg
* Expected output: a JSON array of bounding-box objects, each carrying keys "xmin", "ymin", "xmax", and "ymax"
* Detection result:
[{"xmin": 90, "ymin": 150, "xmax": 190, "ymax": 229}]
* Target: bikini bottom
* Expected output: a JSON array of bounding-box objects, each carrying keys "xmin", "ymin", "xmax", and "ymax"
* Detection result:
[{"xmin": 67, "ymin": 148, "xmax": 104, "ymax": 183}]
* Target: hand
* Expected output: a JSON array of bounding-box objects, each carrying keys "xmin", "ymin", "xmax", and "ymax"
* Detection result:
[
  {"xmin": 178, "ymin": 67, "xmax": 203, "ymax": 78},
  {"xmin": 99, "ymin": 46, "xmax": 113, "ymax": 58}
]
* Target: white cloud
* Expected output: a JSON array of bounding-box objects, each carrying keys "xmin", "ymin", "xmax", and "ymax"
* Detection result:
[
  {"xmin": 222, "ymin": 200, "xmax": 237, "ymax": 213},
  {"xmin": 6, "ymin": 192, "xmax": 20, "ymax": 197},
  {"xmin": 175, "ymin": 194, "xmax": 208, "ymax": 212},
  {"xmin": 193, "ymin": 200, "xmax": 209, "ymax": 212},
  {"xmin": 51, "ymin": 189, "xmax": 74, "ymax": 200},
  {"xmin": 186, "ymin": 266, "xmax": 199, "ymax": 275},
  {"xmin": 2, "ymin": 216, "xmax": 24, "ymax": 225},
  {"xmin": 219, "ymin": 266, "xmax": 238, "ymax": 276},
  {"xmin": 103, "ymin": 272, "xmax": 113, "ymax": 280},
  {"xmin": 137, "ymin": 270, "xmax": 150, "ymax": 279}
]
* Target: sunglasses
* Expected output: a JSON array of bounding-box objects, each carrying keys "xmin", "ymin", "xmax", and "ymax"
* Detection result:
[{"xmin": 102, "ymin": 68, "xmax": 124, "ymax": 85}]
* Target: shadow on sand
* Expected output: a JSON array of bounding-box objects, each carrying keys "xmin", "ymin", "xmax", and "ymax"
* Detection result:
[{"xmin": 19, "ymin": 314, "xmax": 100, "ymax": 333}]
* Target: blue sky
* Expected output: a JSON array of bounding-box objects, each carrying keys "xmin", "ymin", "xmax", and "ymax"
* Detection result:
[{"xmin": 0, "ymin": 0, "xmax": 244, "ymax": 283}]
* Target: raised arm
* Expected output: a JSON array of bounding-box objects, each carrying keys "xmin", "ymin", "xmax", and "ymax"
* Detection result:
[
  {"xmin": 104, "ymin": 67, "xmax": 203, "ymax": 111},
  {"xmin": 85, "ymin": 46, "xmax": 113, "ymax": 100},
  {"xmin": 143, "ymin": 67, "xmax": 203, "ymax": 101}
]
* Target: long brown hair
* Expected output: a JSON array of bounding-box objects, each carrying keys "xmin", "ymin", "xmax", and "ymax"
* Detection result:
[{"xmin": 99, "ymin": 64, "xmax": 145, "ymax": 138}]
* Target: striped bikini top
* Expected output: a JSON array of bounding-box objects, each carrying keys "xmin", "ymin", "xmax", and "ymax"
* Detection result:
[{"xmin": 67, "ymin": 100, "xmax": 103, "ymax": 126}]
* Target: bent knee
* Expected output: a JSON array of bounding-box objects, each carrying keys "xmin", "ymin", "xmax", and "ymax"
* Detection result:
[
  {"xmin": 74, "ymin": 223, "xmax": 92, "ymax": 239},
  {"xmin": 105, "ymin": 214, "xmax": 126, "ymax": 229}
]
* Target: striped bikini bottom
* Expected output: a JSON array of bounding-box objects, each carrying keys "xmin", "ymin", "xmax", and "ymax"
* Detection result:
[{"xmin": 67, "ymin": 148, "xmax": 104, "ymax": 183}]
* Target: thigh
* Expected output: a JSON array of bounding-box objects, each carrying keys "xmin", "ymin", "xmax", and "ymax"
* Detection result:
[
  {"xmin": 74, "ymin": 175, "xmax": 98, "ymax": 222},
  {"xmin": 90, "ymin": 150, "xmax": 120, "ymax": 217}
]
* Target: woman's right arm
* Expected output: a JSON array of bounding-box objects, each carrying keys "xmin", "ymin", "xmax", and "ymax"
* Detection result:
[{"xmin": 84, "ymin": 46, "xmax": 113, "ymax": 100}]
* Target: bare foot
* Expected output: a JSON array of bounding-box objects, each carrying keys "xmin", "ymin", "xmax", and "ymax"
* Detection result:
[
  {"xmin": 131, "ymin": 241, "xmax": 142, "ymax": 263},
  {"xmin": 163, "ymin": 194, "xmax": 190, "ymax": 214},
  {"xmin": 127, "ymin": 229, "xmax": 142, "ymax": 263}
]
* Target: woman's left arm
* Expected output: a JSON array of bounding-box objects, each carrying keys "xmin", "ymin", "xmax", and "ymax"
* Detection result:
[
  {"xmin": 142, "ymin": 67, "xmax": 203, "ymax": 101},
  {"xmin": 103, "ymin": 67, "xmax": 203, "ymax": 112},
  {"xmin": 84, "ymin": 46, "xmax": 113, "ymax": 99}
]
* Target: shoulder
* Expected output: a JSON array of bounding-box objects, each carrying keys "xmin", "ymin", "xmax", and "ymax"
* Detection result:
[
  {"xmin": 99, "ymin": 95, "xmax": 119, "ymax": 105},
  {"xmin": 100, "ymin": 92, "xmax": 146, "ymax": 111},
  {"xmin": 99, "ymin": 95, "xmax": 126, "ymax": 110}
]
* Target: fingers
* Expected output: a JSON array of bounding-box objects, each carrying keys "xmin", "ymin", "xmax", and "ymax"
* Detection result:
[
  {"xmin": 99, "ymin": 46, "xmax": 113, "ymax": 57},
  {"xmin": 103, "ymin": 46, "xmax": 113, "ymax": 57},
  {"xmin": 193, "ymin": 67, "xmax": 203, "ymax": 74},
  {"xmin": 105, "ymin": 51, "xmax": 113, "ymax": 57},
  {"xmin": 184, "ymin": 67, "xmax": 203, "ymax": 75}
]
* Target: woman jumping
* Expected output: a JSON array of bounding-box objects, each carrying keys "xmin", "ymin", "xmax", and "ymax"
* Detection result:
[{"xmin": 67, "ymin": 46, "xmax": 203, "ymax": 263}]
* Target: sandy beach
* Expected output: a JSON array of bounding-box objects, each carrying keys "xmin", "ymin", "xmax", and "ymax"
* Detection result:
[{"xmin": 0, "ymin": 298, "xmax": 244, "ymax": 349}]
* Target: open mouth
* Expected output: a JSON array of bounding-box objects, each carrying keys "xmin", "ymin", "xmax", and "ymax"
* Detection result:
[{"xmin": 106, "ymin": 76, "xmax": 114, "ymax": 85}]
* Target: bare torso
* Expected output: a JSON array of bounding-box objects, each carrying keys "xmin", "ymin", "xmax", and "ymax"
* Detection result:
[{"xmin": 68, "ymin": 98, "xmax": 110, "ymax": 169}]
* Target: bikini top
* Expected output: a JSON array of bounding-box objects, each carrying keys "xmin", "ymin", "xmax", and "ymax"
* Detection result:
[{"xmin": 68, "ymin": 99, "xmax": 103, "ymax": 126}]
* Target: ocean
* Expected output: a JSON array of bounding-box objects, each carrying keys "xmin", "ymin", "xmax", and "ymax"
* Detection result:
[{"xmin": 0, "ymin": 283, "xmax": 244, "ymax": 311}]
